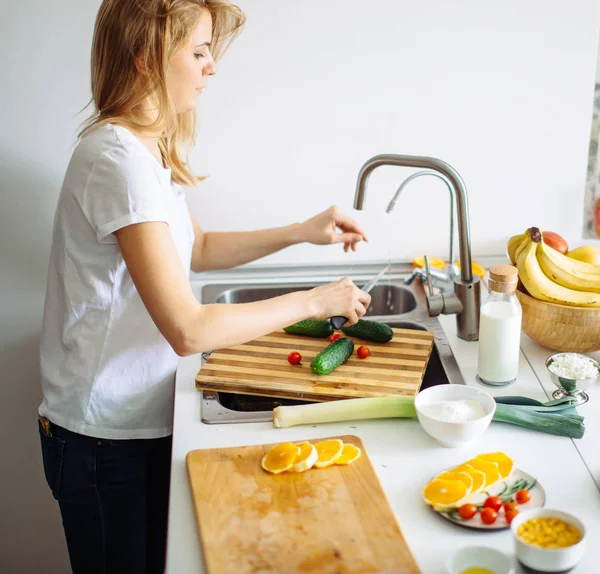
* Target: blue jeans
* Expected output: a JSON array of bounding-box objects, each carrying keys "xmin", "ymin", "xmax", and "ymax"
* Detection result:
[{"xmin": 38, "ymin": 417, "xmax": 172, "ymax": 574}]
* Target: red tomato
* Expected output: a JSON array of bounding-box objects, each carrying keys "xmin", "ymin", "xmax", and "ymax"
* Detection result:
[
  {"xmin": 483, "ymin": 496, "xmax": 503, "ymax": 512},
  {"xmin": 458, "ymin": 503, "xmax": 477, "ymax": 520},
  {"xmin": 505, "ymin": 508, "xmax": 519, "ymax": 525},
  {"xmin": 503, "ymin": 501, "xmax": 518, "ymax": 514},
  {"xmin": 516, "ymin": 489, "xmax": 531, "ymax": 504},
  {"xmin": 329, "ymin": 333, "xmax": 342, "ymax": 343},
  {"xmin": 357, "ymin": 345, "xmax": 370, "ymax": 359},
  {"xmin": 287, "ymin": 352, "xmax": 302, "ymax": 365},
  {"xmin": 481, "ymin": 507, "xmax": 498, "ymax": 525}
]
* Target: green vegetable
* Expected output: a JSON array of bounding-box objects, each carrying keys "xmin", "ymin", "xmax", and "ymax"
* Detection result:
[
  {"xmin": 310, "ymin": 337, "xmax": 354, "ymax": 375},
  {"xmin": 283, "ymin": 319, "xmax": 333, "ymax": 338},
  {"xmin": 493, "ymin": 403, "xmax": 585, "ymax": 439},
  {"xmin": 341, "ymin": 319, "xmax": 393, "ymax": 343},
  {"xmin": 273, "ymin": 396, "xmax": 416, "ymax": 428}
]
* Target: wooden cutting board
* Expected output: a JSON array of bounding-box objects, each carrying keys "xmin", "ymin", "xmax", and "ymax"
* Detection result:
[
  {"xmin": 195, "ymin": 327, "xmax": 434, "ymax": 402},
  {"xmin": 186, "ymin": 435, "xmax": 420, "ymax": 573}
]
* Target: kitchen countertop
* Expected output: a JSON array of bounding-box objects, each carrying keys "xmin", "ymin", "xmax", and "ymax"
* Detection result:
[{"xmin": 165, "ymin": 268, "xmax": 600, "ymax": 574}]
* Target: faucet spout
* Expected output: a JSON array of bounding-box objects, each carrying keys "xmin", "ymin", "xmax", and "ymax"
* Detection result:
[{"xmin": 353, "ymin": 153, "xmax": 480, "ymax": 341}]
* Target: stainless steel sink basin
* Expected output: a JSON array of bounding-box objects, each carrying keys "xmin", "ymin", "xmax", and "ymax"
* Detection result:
[
  {"xmin": 215, "ymin": 283, "xmax": 417, "ymax": 316},
  {"xmin": 199, "ymin": 277, "xmax": 465, "ymax": 424}
]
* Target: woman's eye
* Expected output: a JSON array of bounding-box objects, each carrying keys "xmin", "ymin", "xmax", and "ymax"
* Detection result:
[{"xmin": 194, "ymin": 53, "xmax": 204, "ymax": 59}]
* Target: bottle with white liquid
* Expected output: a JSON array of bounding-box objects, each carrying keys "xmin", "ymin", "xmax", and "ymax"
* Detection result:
[{"xmin": 477, "ymin": 264, "xmax": 522, "ymax": 386}]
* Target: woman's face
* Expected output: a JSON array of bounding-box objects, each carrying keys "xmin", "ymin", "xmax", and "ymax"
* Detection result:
[{"xmin": 169, "ymin": 9, "xmax": 216, "ymax": 114}]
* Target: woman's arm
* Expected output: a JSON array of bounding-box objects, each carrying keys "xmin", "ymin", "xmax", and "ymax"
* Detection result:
[
  {"xmin": 115, "ymin": 221, "xmax": 370, "ymax": 356},
  {"xmin": 189, "ymin": 205, "xmax": 368, "ymax": 272}
]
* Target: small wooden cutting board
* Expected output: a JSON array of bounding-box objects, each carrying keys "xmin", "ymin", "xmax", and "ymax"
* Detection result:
[
  {"xmin": 186, "ymin": 435, "xmax": 420, "ymax": 573},
  {"xmin": 195, "ymin": 327, "xmax": 434, "ymax": 401}
]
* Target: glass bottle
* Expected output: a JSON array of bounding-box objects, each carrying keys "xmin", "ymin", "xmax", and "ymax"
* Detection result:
[{"xmin": 477, "ymin": 264, "xmax": 522, "ymax": 386}]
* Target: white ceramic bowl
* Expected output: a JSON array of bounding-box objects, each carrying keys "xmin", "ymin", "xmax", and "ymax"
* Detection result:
[
  {"xmin": 511, "ymin": 508, "xmax": 586, "ymax": 573},
  {"xmin": 447, "ymin": 545, "xmax": 514, "ymax": 574},
  {"xmin": 414, "ymin": 385, "xmax": 496, "ymax": 448}
]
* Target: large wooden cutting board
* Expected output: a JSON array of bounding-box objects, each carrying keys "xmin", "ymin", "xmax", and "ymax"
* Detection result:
[
  {"xmin": 186, "ymin": 435, "xmax": 420, "ymax": 573},
  {"xmin": 196, "ymin": 327, "xmax": 434, "ymax": 401}
]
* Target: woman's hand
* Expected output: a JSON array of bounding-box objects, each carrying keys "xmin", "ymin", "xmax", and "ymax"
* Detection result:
[
  {"xmin": 306, "ymin": 277, "xmax": 371, "ymax": 326},
  {"xmin": 300, "ymin": 205, "xmax": 368, "ymax": 253}
]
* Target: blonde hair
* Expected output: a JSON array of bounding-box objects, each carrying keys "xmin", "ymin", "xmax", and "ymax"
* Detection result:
[{"xmin": 79, "ymin": 0, "xmax": 245, "ymax": 186}]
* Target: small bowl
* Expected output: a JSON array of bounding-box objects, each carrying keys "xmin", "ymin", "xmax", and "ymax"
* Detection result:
[
  {"xmin": 545, "ymin": 352, "xmax": 600, "ymax": 403},
  {"xmin": 414, "ymin": 385, "xmax": 496, "ymax": 448},
  {"xmin": 447, "ymin": 545, "xmax": 514, "ymax": 574},
  {"xmin": 511, "ymin": 508, "xmax": 586, "ymax": 573}
]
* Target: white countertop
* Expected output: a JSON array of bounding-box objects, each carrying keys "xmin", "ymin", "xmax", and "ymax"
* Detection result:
[{"xmin": 165, "ymin": 279, "xmax": 600, "ymax": 574}]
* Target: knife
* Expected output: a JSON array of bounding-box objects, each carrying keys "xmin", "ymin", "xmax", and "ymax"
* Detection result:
[{"xmin": 329, "ymin": 264, "xmax": 391, "ymax": 330}]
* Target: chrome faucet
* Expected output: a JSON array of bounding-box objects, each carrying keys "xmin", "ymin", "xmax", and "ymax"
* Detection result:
[
  {"xmin": 386, "ymin": 170, "xmax": 457, "ymax": 287},
  {"xmin": 353, "ymin": 154, "xmax": 480, "ymax": 341}
]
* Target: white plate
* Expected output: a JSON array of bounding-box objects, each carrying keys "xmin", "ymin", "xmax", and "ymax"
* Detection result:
[{"xmin": 433, "ymin": 468, "xmax": 546, "ymax": 531}]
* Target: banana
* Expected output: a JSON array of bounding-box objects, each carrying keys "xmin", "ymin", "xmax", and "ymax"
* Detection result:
[
  {"xmin": 539, "ymin": 238, "xmax": 600, "ymax": 276},
  {"xmin": 516, "ymin": 236, "xmax": 600, "ymax": 307},
  {"xmin": 507, "ymin": 232, "xmax": 528, "ymax": 264},
  {"xmin": 537, "ymin": 241, "xmax": 600, "ymax": 293}
]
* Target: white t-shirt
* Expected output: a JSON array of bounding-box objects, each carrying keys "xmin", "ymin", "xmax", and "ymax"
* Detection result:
[{"xmin": 39, "ymin": 124, "xmax": 194, "ymax": 439}]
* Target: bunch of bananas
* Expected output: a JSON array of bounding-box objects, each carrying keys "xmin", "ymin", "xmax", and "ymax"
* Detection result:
[{"xmin": 507, "ymin": 228, "xmax": 600, "ymax": 308}]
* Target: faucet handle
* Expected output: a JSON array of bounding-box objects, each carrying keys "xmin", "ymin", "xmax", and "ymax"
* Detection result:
[
  {"xmin": 423, "ymin": 255, "xmax": 435, "ymax": 297},
  {"xmin": 423, "ymin": 254, "xmax": 464, "ymax": 317}
]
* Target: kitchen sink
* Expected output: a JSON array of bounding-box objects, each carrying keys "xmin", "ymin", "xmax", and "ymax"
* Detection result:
[
  {"xmin": 215, "ymin": 284, "xmax": 417, "ymax": 316},
  {"xmin": 199, "ymin": 277, "xmax": 465, "ymax": 424}
]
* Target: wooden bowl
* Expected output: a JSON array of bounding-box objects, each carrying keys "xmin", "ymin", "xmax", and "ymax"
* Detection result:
[{"xmin": 516, "ymin": 289, "xmax": 600, "ymax": 353}]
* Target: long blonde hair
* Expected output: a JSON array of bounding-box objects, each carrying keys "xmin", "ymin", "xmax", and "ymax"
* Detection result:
[{"xmin": 79, "ymin": 0, "xmax": 245, "ymax": 185}]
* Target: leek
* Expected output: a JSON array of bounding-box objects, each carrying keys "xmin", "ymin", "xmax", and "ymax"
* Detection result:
[
  {"xmin": 273, "ymin": 396, "xmax": 416, "ymax": 428},
  {"xmin": 272, "ymin": 395, "xmax": 586, "ymax": 438},
  {"xmin": 493, "ymin": 404, "xmax": 585, "ymax": 439}
]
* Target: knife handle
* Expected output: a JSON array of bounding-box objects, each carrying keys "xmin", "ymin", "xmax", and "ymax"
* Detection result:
[{"xmin": 329, "ymin": 316, "xmax": 348, "ymax": 330}]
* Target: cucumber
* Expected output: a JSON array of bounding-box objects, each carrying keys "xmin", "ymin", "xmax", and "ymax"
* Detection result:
[
  {"xmin": 284, "ymin": 319, "xmax": 334, "ymax": 338},
  {"xmin": 341, "ymin": 319, "xmax": 393, "ymax": 343},
  {"xmin": 310, "ymin": 337, "xmax": 354, "ymax": 375}
]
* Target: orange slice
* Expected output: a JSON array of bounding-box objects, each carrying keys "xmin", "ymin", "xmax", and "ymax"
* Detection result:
[
  {"xmin": 261, "ymin": 443, "xmax": 300, "ymax": 474},
  {"xmin": 476, "ymin": 452, "xmax": 515, "ymax": 480},
  {"xmin": 465, "ymin": 457, "xmax": 501, "ymax": 488},
  {"xmin": 314, "ymin": 439, "xmax": 344, "ymax": 468},
  {"xmin": 413, "ymin": 255, "xmax": 447, "ymax": 270},
  {"xmin": 335, "ymin": 443, "xmax": 361, "ymax": 465},
  {"xmin": 452, "ymin": 464, "xmax": 487, "ymax": 494},
  {"xmin": 434, "ymin": 471, "xmax": 473, "ymax": 494},
  {"xmin": 455, "ymin": 260, "xmax": 486, "ymax": 279},
  {"xmin": 292, "ymin": 442, "xmax": 318, "ymax": 472},
  {"xmin": 422, "ymin": 478, "xmax": 469, "ymax": 510}
]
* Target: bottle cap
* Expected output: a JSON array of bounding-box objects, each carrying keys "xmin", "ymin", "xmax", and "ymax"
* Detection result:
[{"xmin": 489, "ymin": 264, "xmax": 518, "ymax": 293}]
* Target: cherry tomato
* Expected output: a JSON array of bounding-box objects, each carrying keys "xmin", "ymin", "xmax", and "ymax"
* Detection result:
[
  {"xmin": 329, "ymin": 333, "xmax": 342, "ymax": 343},
  {"xmin": 505, "ymin": 508, "xmax": 519, "ymax": 525},
  {"xmin": 503, "ymin": 501, "xmax": 518, "ymax": 514},
  {"xmin": 516, "ymin": 489, "xmax": 531, "ymax": 504},
  {"xmin": 357, "ymin": 345, "xmax": 370, "ymax": 359},
  {"xmin": 483, "ymin": 496, "xmax": 503, "ymax": 512},
  {"xmin": 481, "ymin": 507, "xmax": 498, "ymax": 525},
  {"xmin": 287, "ymin": 352, "xmax": 302, "ymax": 365},
  {"xmin": 458, "ymin": 503, "xmax": 478, "ymax": 520}
]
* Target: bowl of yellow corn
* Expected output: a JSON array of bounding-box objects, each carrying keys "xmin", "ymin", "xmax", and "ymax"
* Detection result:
[{"xmin": 511, "ymin": 508, "xmax": 585, "ymax": 573}]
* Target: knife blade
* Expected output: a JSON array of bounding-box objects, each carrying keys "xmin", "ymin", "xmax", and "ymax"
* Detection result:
[{"xmin": 329, "ymin": 264, "xmax": 390, "ymax": 330}]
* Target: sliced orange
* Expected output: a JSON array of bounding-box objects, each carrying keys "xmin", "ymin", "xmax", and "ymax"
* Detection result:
[
  {"xmin": 465, "ymin": 457, "xmax": 501, "ymax": 487},
  {"xmin": 434, "ymin": 471, "xmax": 473, "ymax": 494},
  {"xmin": 413, "ymin": 255, "xmax": 447, "ymax": 270},
  {"xmin": 335, "ymin": 443, "xmax": 361, "ymax": 465},
  {"xmin": 261, "ymin": 442, "xmax": 300, "ymax": 474},
  {"xmin": 422, "ymin": 478, "xmax": 469, "ymax": 510},
  {"xmin": 292, "ymin": 442, "xmax": 318, "ymax": 472},
  {"xmin": 476, "ymin": 452, "xmax": 515, "ymax": 480},
  {"xmin": 455, "ymin": 260, "xmax": 486, "ymax": 279},
  {"xmin": 314, "ymin": 439, "xmax": 344, "ymax": 468},
  {"xmin": 452, "ymin": 464, "xmax": 487, "ymax": 494}
]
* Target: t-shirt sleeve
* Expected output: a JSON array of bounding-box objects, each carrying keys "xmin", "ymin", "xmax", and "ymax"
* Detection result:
[{"xmin": 81, "ymin": 149, "xmax": 169, "ymax": 244}]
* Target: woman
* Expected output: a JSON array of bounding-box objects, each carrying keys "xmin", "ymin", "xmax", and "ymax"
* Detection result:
[{"xmin": 38, "ymin": 1, "xmax": 370, "ymax": 573}]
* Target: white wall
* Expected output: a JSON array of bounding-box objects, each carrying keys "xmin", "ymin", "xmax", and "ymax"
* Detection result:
[{"xmin": 1, "ymin": 1, "xmax": 598, "ymax": 572}]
